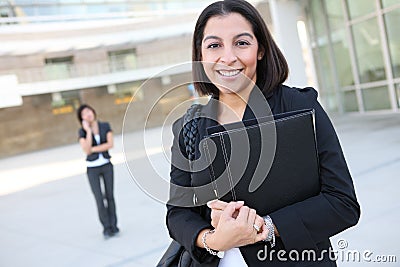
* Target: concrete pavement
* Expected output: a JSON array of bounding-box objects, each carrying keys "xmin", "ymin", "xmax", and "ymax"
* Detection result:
[{"xmin": 0, "ymin": 113, "xmax": 399, "ymax": 267}]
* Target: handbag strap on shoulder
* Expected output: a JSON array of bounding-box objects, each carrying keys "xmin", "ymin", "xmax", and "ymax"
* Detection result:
[{"xmin": 183, "ymin": 104, "xmax": 202, "ymax": 161}]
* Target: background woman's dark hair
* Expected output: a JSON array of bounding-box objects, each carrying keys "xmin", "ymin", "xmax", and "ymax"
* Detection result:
[
  {"xmin": 77, "ymin": 104, "xmax": 96, "ymax": 124},
  {"xmin": 192, "ymin": 0, "xmax": 289, "ymax": 97}
]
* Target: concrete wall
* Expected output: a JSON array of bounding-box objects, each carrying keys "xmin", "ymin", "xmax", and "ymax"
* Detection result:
[
  {"xmin": 0, "ymin": 72, "xmax": 192, "ymax": 158},
  {"xmin": 0, "ymin": 34, "xmax": 192, "ymax": 82}
]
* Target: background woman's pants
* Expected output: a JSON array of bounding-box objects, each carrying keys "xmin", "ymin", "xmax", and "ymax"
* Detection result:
[{"xmin": 87, "ymin": 163, "xmax": 117, "ymax": 230}]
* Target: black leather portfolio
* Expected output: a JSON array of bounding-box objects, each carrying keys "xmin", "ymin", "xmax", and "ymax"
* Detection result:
[{"xmin": 201, "ymin": 109, "xmax": 320, "ymax": 216}]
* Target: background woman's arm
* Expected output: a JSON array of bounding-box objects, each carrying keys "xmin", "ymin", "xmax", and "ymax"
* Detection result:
[{"xmin": 91, "ymin": 132, "xmax": 113, "ymax": 153}]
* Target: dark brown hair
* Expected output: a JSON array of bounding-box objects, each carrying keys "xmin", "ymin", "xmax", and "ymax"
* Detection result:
[
  {"xmin": 192, "ymin": 0, "xmax": 288, "ymax": 97},
  {"xmin": 77, "ymin": 104, "xmax": 96, "ymax": 124}
]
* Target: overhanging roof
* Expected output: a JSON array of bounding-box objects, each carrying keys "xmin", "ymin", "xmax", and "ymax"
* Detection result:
[{"xmin": 0, "ymin": 20, "xmax": 195, "ymax": 56}]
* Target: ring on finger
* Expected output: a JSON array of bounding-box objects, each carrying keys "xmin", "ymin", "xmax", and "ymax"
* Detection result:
[{"xmin": 253, "ymin": 224, "xmax": 261, "ymax": 233}]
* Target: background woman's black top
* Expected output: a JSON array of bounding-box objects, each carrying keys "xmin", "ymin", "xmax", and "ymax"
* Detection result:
[{"xmin": 78, "ymin": 121, "xmax": 112, "ymax": 161}]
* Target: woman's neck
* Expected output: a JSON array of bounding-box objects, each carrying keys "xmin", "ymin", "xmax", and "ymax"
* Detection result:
[{"xmin": 218, "ymin": 88, "xmax": 252, "ymax": 124}]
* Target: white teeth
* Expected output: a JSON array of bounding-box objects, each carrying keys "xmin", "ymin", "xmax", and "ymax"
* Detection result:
[{"xmin": 218, "ymin": 70, "xmax": 241, "ymax": 77}]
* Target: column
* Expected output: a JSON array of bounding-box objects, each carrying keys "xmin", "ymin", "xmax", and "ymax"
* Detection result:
[{"xmin": 269, "ymin": 0, "xmax": 308, "ymax": 88}]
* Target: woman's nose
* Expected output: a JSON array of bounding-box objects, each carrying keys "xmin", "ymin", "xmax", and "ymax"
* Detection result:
[{"xmin": 219, "ymin": 47, "xmax": 237, "ymax": 64}]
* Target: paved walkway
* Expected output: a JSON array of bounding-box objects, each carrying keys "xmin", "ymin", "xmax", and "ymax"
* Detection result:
[{"xmin": 0, "ymin": 113, "xmax": 399, "ymax": 267}]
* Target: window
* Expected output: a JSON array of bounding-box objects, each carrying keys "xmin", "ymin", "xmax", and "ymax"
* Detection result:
[
  {"xmin": 108, "ymin": 49, "xmax": 137, "ymax": 72},
  {"xmin": 87, "ymin": 4, "xmax": 127, "ymax": 14},
  {"xmin": 0, "ymin": 7, "xmax": 11, "ymax": 18},
  {"xmin": 347, "ymin": 0, "xmax": 376, "ymax": 19},
  {"xmin": 343, "ymin": 90, "xmax": 359, "ymax": 112},
  {"xmin": 51, "ymin": 90, "xmax": 80, "ymax": 115},
  {"xmin": 384, "ymin": 8, "xmax": 400, "ymax": 78},
  {"xmin": 308, "ymin": 0, "xmax": 397, "ymax": 113},
  {"xmin": 315, "ymin": 45, "xmax": 338, "ymax": 111},
  {"xmin": 352, "ymin": 18, "xmax": 386, "ymax": 83},
  {"xmin": 111, "ymin": 81, "xmax": 143, "ymax": 105},
  {"xmin": 362, "ymin": 86, "xmax": 391, "ymax": 111},
  {"xmin": 309, "ymin": 0, "xmax": 338, "ymax": 112},
  {"xmin": 311, "ymin": 0, "xmax": 326, "ymax": 39},
  {"xmin": 37, "ymin": 6, "xmax": 59, "ymax": 16},
  {"xmin": 381, "ymin": 0, "xmax": 400, "ymax": 8},
  {"xmin": 44, "ymin": 56, "xmax": 73, "ymax": 80},
  {"xmin": 327, "ymin": 0, "xmax": 354, "ymax": 86},
  {"xmin": 326, "ymin": 0, "xmax": 344, "ymax": 31},
  {"xmin": 332, "ymin": 35, "xmax": 354, "ymax": 86}
]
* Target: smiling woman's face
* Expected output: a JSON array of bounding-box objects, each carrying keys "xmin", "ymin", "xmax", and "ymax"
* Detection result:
[{"xmin": 201, "ymin": 12, "xmax": 263, "ymax": 96}]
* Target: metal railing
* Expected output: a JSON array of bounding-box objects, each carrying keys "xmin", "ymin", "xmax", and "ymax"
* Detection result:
[{"xmin": 2, "ymin": 51, "xmax": 190, "ymax": 83}]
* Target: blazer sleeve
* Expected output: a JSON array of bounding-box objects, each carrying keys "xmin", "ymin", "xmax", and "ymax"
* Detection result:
[
  {"xmin": 270, "ymin": 87, "xmax": 361, "ymax": 251},
  {"xmin": 166, "ymin": 117, "xmax": 216, "ymax": 264},
  {"xmin": 78, "ymin": 128, "xmax": 86, "ymax": 140},
  {"xmin": 104, "ymin": 122, "xmax": 112, "ymax": 133}
]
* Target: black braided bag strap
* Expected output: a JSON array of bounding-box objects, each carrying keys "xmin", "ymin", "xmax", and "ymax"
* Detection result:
[{"xmin": 183, "ymin": 104, "xmax": 202, "ymax": 161}]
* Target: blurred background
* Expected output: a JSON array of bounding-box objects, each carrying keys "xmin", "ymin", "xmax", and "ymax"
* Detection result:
[
  {"xmin": 1, "ymin": 0, "xmax": 399, "ymax": 158},
  {"xmin": 0, "ymin": 0, "xmax": 399, "ymax": 266}
]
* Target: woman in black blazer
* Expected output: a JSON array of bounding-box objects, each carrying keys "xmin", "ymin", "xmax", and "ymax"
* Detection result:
[
  {"xmin": 166, "ymin": 0, "xmax": 360, "ymax": 266},
  {"xmin": 77, "ymin": 104, "xmax": 119, "ymax": 239}
]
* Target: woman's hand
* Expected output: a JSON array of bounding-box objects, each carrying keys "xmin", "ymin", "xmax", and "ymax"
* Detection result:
[
  {"xmin": 206, "ymin": 201, "xmax": 268, "ymax": 251},
  {"xmin": 208, "ymin": 200, "xmax": 243, "ymax": 228},
  {"xmin": 82, "ymin": 120, "xmax": 91, "ymax": 132},
  {"xmin": 208, "ymin": 200, "xmax": 264, "ymax": 230},
  {"xmin": 79, "ymin": 120, "xmax": 93, "ymax": 155}
]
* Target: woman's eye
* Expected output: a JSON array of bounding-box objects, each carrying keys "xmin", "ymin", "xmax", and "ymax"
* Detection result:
[
  {"xmin": 236, "ymin": 40, "xmax": 250, "ymax": 46},
  {"xmin": 207, "ymin": 43, "xmax": 220, "ymax": 49}
]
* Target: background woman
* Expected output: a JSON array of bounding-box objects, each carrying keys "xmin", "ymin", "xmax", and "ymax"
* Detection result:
[{"xmin": 77, "ymin": 104, "xmax": 119, "ymax": 239}]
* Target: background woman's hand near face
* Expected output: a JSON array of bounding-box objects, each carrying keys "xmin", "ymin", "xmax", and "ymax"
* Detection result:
[{"xmin": 82, "ymin": 120, "xmax": 91, "ymax": 132}]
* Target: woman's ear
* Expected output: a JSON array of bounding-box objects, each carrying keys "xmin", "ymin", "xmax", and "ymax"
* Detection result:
[
  {"xmin": 258, "ymin": 52, "xmax": 264, "ymax": 60},
  {"xmin": 258, "ymin": 47, "xmax": 265, "ymax": 60}
]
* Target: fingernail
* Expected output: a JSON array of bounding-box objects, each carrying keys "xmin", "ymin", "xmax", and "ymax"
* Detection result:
[
  {"xmin": 237, "ymin": 201, "xmax": 244, "ymax": 204},
  {"xmin": 207, "ymin": 199, "xmax": 217, "ymax": 208}
]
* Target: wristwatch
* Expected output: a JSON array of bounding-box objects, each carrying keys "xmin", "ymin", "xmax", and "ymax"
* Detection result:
[{"xmin": 263, "ymin": 215, "xmax": 276, "ymax": 247}]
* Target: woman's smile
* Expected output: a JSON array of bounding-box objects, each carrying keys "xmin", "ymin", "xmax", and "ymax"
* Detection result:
[{"xmin": 216, "ymin": 69, "xmax": 243, "ymax": 78}]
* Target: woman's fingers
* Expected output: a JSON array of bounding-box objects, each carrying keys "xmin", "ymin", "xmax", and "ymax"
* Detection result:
[
  {"xmin": 235, "ymin": 205, "xmax": 250, "ymax": 224},
  {"xmin": 248, "ymin": 209, "xmax": 257, "ymax": 229},
  {"xmin": 234, "ymin": 201, "xmax": 245, "ymax": 210},
  {"xmin": 248, "ymin": 209, "xmax": 260, "ymax": 241},
  {"xmin": 254, "ymin": 215, "xmax": 264, "ymax": 232},
  {"xmin": 257, "ymin": 231, "xmax": 269, "ymax": 242},
  {"xmin": 207, "ymin": 200, "xmax": 244, "ymax": 210},
  {"xmin": 220, "ymin": 201, "xmax": 240, "ymax": 219},
  {"xmin": 210, "ymin": 209, "xmax": 223, "ymax": 228},
  {"xmin": 253, "ymin": 215, "xmax": 268, "ymax": 242},
  {"xmin": 207, "ymin": 199, "xmax": 226, "ymax": 210},
  {"xmin": 255, "ymin": 222, "xmax": 269, "ymax": 242}
]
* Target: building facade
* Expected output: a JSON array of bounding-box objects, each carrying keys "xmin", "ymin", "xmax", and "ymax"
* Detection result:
[
  {"xmin": 1, "ymin": 0, "xmax": 399, "ymax": 158},
  {"xmin": 305, "ymin": 0, "xmax": 400, "ymax": 113}
]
